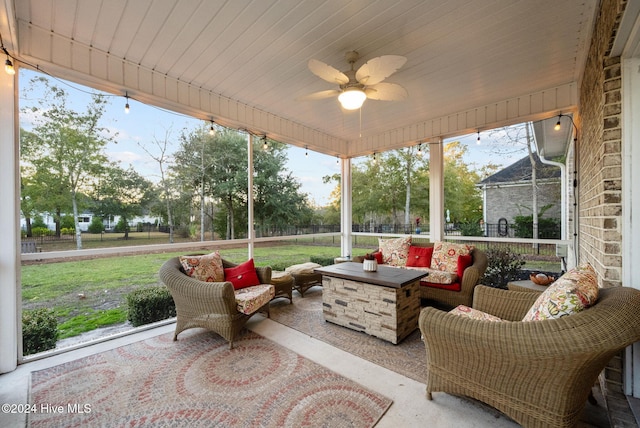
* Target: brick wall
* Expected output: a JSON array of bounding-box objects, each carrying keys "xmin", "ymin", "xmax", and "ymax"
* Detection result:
[
  {"xmin": 579, "ymin": 0, "xmax": 624, "ymax": 288},
  {"xmin": 579, "ymin": 0, "xmax": 634, "ymax": 424},
  {"xmin": 484, "ymin": 180, "xmax": 561, "ymax": 225}
]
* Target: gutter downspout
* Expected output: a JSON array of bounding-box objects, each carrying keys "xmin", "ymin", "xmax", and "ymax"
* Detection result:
[{"xmin": 538, "ymin": 149, "xmax": 570, "ymax": 270}]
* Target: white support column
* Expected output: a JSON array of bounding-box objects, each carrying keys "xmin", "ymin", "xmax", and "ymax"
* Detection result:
[
  {"xmin": 622, "ymin": 56, "xmax": 640, "ymax": 397},
  {"xmin": 429, "ymin": 140, "xmax": 444, "ymax": 242},
  {"xmin": 247, "ymin": 133, "xmax": 254, "ymax": 259},
  {"xmin": 340, "ymin": 158, "xmax": 352, "ymax": 258},
  {"xmin": 0, "ymin": 67, "xmax": 19, "ymax": 373}
]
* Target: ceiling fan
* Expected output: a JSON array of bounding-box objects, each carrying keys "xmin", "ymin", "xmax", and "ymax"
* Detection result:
[{"xmin": 301, "ymin": 51, "xmax": 408, "ymax": 110}]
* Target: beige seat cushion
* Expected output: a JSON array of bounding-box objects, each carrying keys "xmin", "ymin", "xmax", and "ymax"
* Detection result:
[{"xmin": 285, "ymin": 262, "xmax": 322, "ymax": 275}]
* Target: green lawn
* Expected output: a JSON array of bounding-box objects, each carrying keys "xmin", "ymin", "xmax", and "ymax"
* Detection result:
[
  {"xmin": 21, "ymin": 242, "xmax": 560, "ymax": 340},
  {"xmin": 21, "ymin": 245, "xmax": 347, "ymax": 339}
]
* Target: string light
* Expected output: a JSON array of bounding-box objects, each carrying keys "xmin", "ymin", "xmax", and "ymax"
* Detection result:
[
  {"xmin": 305, "ymin": 146, "xmax": 308, "ymax": 157},
  {"xmin": 372, "ymin": 152, "xmax": 377, "ymax": 163},
  {"xmin": 209, "ymin": 120, "xmax": 216, "ymax": 136},
  {"xmin": 1, "ymin": 33, "xmax": 15, "ymax": 75},
  {"xmin": 477, "ymin": 130, "xmax": 481, "ymax": 144},
  {"xmin": 124, "ymin": 93, "xmax": 130, "ymax": 114},
  {"xmin": 416, "ymin": 143, "xmax": 423, "ymax": 157},
  {"xmin": 554, "ymin": 115, "xmax": 562, "ymax": 131},
  {"xmin": 4, "ymin": 57, "xmax": 14, "ymax": 75},
  {"xmin": 262, "ymin": 135, "xmax": 268, "ymax": 150},
  {"xmin": 336, "ymin": 155, "xmax": 339, "ymax": 165}
]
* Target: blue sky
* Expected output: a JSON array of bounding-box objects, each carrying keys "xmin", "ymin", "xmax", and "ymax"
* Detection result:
[{"xmin": 19, "ymin": 69, "xmax": 528, "ymax": 207}]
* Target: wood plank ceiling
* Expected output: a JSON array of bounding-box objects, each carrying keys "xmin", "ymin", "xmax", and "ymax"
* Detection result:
[{"xmin": 5, "ymin": 0, "xmax": 597, "ymax": 157}]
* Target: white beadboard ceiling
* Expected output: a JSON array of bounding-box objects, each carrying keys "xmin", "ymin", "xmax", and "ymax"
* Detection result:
[{"xmin": 3, "ymin": 0, "xmax": 597, "ymax": 157}]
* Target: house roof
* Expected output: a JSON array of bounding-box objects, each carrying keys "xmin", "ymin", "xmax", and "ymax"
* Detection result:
[
  {"xmin": 479, "ymin": 153, "xmax": 561, "ymax": 185},
  {"xmin": 0, "ymin": 0, "xmax": 598, "ymax": 158}
]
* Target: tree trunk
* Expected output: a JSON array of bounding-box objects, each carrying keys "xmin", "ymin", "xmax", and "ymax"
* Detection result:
[
  {"xmin": 71, "ymin": 191, "xmax": 83, "ymax": 250},
  {"xmin": 405, "ymin": 151, "xmax": 412, "ymax": 227}
]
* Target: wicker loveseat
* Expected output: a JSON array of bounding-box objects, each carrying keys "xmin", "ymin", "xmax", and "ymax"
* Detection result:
[
  {"xmin": 355, "ymin": 240, "xmax": 487, "ymax": 309},
  {"xmin": 418, "ymin": 284, "xmax": 640, "ymax": 428},
  {"xmin": 159, "ymin": 256, "xmax": 273, "ymax": 349}
]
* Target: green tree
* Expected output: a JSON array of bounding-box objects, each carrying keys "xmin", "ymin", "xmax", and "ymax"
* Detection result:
[
  {"xmin": 20, "ymin": 77, "xmax": 112, "ymax": 249},
  {"xmin": 253, "ymin": 139, "xmax": 315, "ymax": 234},
  {"xmin": 443, "ymin": 141, "xmax": 483, "ymax": 225},
  {"xmin": 92, "ymin": 165, "xmax": 154, "ymax": 240}
]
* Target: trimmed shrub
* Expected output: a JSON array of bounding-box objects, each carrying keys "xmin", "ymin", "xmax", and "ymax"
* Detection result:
[
  {"xmin": 459, "ymin": 221, "xmax": 483, "ymax": 236},
  {"xmin": 126, "ymin": 286, "xmax": 176, "ymax": 327},
  {"xmin": 310, "ymin": 256, "xmax": 335, "ymax": 266},
  {"xmin": 88, "ymin": 216, "xmax": 105, "ymax": 233},
  {"xmin": 23, "ymin": 308, "xmax": 58, "ymax": 356}
]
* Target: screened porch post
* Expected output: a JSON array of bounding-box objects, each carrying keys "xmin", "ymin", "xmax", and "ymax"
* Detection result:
[
  {"xmin": 429, "ymin": 139, "xmax": 444, "ymax": 242},
  {"xmin": 340, "ymin": 157, "xmax": 352, "ymax": 258},
  {"xmin": 0, "ymin": 66, "xmax": 19, "ymax": 373}
]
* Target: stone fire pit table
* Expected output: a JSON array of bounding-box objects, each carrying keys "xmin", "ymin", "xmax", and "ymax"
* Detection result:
[{"xmin": 315, "ymin": 262, "xmax": 427, "ymax": 344}]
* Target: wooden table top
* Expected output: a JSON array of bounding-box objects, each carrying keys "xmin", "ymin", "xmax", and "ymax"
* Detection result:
[{"xmin": 314, "ymin": 262, "xmax": 427, "ymax": 289}]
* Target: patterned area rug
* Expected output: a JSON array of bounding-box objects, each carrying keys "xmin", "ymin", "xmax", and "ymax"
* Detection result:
[
  {"xmin": 270, "ymin": 287, "xmax": 428, "ymax": 384},
  {"xmin": 28, "ymin": 330, "xmax": 392, "ymax": 427}
]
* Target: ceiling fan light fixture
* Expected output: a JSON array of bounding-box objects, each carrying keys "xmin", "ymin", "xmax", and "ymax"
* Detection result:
[{"xmin": 338, "ymin": 87, "xmax": 366, "ymax": 110}]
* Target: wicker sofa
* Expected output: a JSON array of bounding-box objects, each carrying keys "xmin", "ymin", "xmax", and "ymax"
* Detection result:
[
  {"xmin": 159, "ymin": 256, "xmax": 273, "ymax": 349},
  {"xmin": 418, "ymin": 284, "xmax": 640, "ymax": 428},
  {"xmin": 355, "ymin": 241, "xmax": 487, "ymax": 309}
]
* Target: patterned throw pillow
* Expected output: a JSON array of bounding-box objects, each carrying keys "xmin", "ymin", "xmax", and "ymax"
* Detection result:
[
  {"xmin": 378, "ymin": 236, "xmax": 412, "ymax": 267},
  {"xmin": 522, "ymin": 262, "xmax": 599, "ymax": 321},
  {"xmin": 179, "ymin": 251, "xmax": 224, "ymax": 282},
  {"xmin": 430, "ymin": 241, "xmax": 472, "ymax": 273},
  {"xmin": 449, "ymin": 305, "xmax": 503, "ymax": 322}
]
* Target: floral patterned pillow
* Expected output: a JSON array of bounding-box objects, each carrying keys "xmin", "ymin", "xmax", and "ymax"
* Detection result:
[
  {"xmin": 522, "ymin": 262, "xmax": 599, "ymax": 321},
  {"xmin": 179, "ymin": 251, "xmax": 224, "ymax": 282},
  {"xmin": 430, "ymin": 242, "xmax": 472, "ymax": 273},
  {"xmin": 378, "ymin": 236, "xmax": 412, "ymax": 267},
  {"xmin": 449, "ymin": 305, "xmax": 503, "ymax": 322}
]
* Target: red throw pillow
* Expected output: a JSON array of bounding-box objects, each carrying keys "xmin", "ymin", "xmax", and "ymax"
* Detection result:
[
  {"xmin": 457, "ymin": 254, "xmax": 473, "ymax": 280},
  {"xmin": 372, "ymin": 251, "xmax": 384, "ymax": 264},
  {"xmin": 224, "ymin": 259, "xmax": 261, "ymax": 290},
  {"xmin": 406, "ymin": 246, "xmax": 434, "ymax": 267}
]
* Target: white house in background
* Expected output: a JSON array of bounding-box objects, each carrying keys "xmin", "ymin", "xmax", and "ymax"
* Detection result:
[{"xmin": 20, "ymin": 212, "xmax": 161, "ymax": 232}]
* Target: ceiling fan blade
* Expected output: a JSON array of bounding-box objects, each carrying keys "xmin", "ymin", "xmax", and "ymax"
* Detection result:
[
  {"xmin": 308, "ymin": 59, "xmax": 349, "ymax": 85},
  {"xmin": 365, "ymin": 83, "xmax": 408, "ymax": 101},
  {"xmin": 356, "ymin": 55, "xmax": 407, "ymax": 85},
  {"xmin": 296, "ymin": 89, "xmax": 340, "ymax": 101}
]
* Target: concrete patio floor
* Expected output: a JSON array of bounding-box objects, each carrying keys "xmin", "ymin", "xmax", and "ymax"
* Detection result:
[{"xmin": 0, "ymin": 301, "xmax": 634, "ymax": 427}]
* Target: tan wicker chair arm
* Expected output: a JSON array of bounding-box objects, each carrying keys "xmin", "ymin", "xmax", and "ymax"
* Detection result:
[
  {"xmin": 255, "ymin": 266, "xmax": 272, "ymax": 284},
  {"xmin": 472, "ymin": 285, "xmax": 541, "ymax": 321}
]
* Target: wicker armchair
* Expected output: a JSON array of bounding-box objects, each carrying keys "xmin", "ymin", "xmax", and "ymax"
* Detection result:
[
  {"xmin": 418, "ymin": 285, "xmax": 640, "ymax": 428},
  {"xmin": 419, "ymin": 246, "xmax": 488, "ymax": 309},
  {"xmin": 159, "ymin": 257, "xmax": 272, "ymax": 349}
]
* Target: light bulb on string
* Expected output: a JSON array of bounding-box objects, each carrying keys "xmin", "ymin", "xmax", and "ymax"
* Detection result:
[
  {"xmin": 416, "ymin": 143, "xmax": 423, "ymax": 157},
  {"xmin": 124, "ymin": 93, "xmax": 130, "ymax": 114},
  {"xmin": 4, "ymin": 57, "xmax": 15, "ymax": 75},
  {"xmin": 209, "ymin": 120, "xmax": 216, "ymax": 136},
  {"xmin": 477, "ymin": 131, "xmax": 481, "ymax": 145},
  {"xmin": 554, "ymin": 115, "xmax": 562, "ymax": 131}
]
